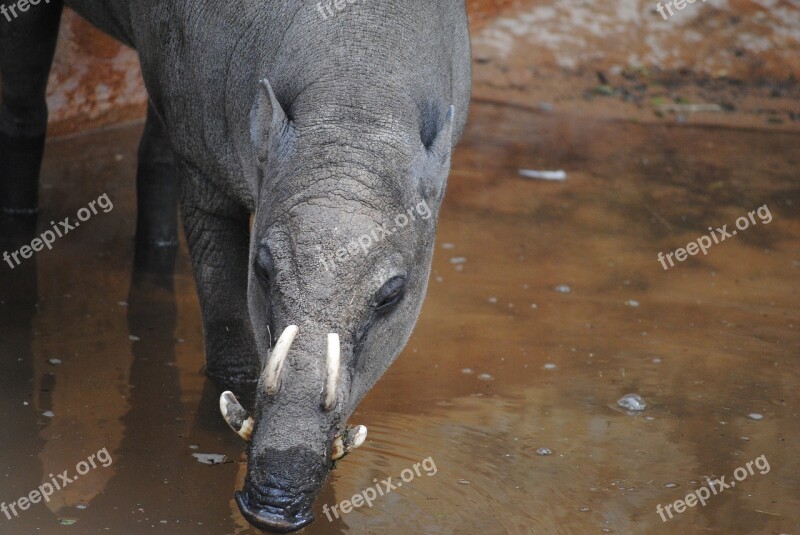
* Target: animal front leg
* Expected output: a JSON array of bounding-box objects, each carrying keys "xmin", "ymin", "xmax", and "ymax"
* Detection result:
[
  {"xmin": 179, "ymin": 166, "xmax": 259, "ymax": 392},
  {"xmin": 0, "ymin": 0, "xmax": 63, "ymax": 213},
  {"xmin": 136, "ymin": 103, "xmax": 179, "ymax": 248}
]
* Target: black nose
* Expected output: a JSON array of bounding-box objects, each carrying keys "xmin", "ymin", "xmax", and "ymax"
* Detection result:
[
  {"xmin": 236, "ymin": 446, "xmax": 329, "ymax": 532},
  {"xmin": 235, "ymin": 490, "xmax": 314, "ymax": 533}
]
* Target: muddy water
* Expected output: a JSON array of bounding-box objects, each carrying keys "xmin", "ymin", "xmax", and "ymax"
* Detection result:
[{"xmin": 0, "ymin": 103, "xmax": 798, "ymax": 535}]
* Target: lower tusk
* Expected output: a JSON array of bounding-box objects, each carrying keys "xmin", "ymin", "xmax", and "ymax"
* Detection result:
[
  {"xmin": 264, "ymin": 325, "xmax": 299, "ymax": 395},
  {"xmin": 324, "ymin": 333, "xmax": 340, "ymax": 411},
  {"xmin": 331, "ymin": 425, "xmax": 367, "ymax": 461},
  {"xmin": 220, "ymin": 391, "xmax": 255, "ymax": 441}
]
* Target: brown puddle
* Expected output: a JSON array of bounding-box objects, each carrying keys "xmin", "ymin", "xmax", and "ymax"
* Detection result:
[{"xmin": 1, "ymin": 101, "xmax": 798, "ymax": 534}]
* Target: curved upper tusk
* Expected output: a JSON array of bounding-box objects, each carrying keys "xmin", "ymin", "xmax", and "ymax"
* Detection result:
[
  {"xmin": 324, "ymin": 333, "xmax": 340, "ymax": 411},
  {"xmin": 220, "ymin": 391, "xmax": 255, "ymax": 441},
  {"xmin": 264, "ymin": 325, "xmax": 299, "ymax": 395},
  {"xmin": 332, "ymin": 425, "xmax": 368, "ymax": 461}
]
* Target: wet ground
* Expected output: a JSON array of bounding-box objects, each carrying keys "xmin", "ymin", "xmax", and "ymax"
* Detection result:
[{"xmin": 1, "ymin": 99, "xmax": 798, "ymax": 534}]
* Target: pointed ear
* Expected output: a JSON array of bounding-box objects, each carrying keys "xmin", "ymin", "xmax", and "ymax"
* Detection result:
[
  {"xmin": 250, "ymin": 78, "xmax": 294, "ymax": 163},
  {"xmin": 413, "ymin": 105, "xmax": 456, "ymax": 202},
  {"xmin": 427, "ymin": 105, "xmax": 455, "ymax": 165}
]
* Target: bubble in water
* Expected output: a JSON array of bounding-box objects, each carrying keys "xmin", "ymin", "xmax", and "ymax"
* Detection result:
[
  {"xmin": 461, "ymin": 368, "xmax": 474, "ymax": 374},
  {"xmin": 48, "ymin": 358, "xmax": 62, "ymax": 366},
  {"xmin": 450, "ymin": 257, "xmax": 466, "ymax": 264},
  {"xmin": 617, "ymin": 393, "xmax": 646, "ymax": 411},
  {"xmin": 543, "ymin": 363, "xmax": 557, "ymax": 370},
  {"xmin": 536, "ymin": 447, "xmax": 553, "ymax": 456},
  {"xmin": 624, "ymin": 299, "xmax": 640, "ymax": 307},
  {"xmin": 478, "ymin": 373, "xmax": 493, "ymax": 381}
]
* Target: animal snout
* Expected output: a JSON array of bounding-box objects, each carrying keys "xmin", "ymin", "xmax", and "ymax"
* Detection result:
[{"xmin": 237, "ymin": 446, "xmax": 329, "ymax": 532}]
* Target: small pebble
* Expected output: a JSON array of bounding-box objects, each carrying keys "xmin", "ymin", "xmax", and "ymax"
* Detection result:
[
  {"xmin": 129, "ymin": 335, "xmax": 141, "ymax": 342},
  {"xmin": 617, "ymin": 393, "xmax": 646, "ymax": 411},
  {"xmin": 625, "ymin": 300, "xmax": 640, "ymax": 307},
  {"xmin": 477, "ymin": 373, "xmax": 493, "ymax": 381},
  {"xmin": 461, "ymin": 368, "xmax": 474, "ymax": 374},
  {"xmin": 652, "ymin": 357, "xmax": 662, "ymax": 363},
  {"xmin": 192, "ymin": 453, "xmax": 227, "ymax": 465},
  {"xmin": 747, "ymin": 413, "xmax": 764, "ymax": 420},
  {"xmin": 536, "ymin": 447, "xmax": 552, "ymax": 456},
  {"xmin": 664, "ymin": 482, "xmax": 680, "ymax": 489},
  {"xmin": 442, "ymin": 243, "xmax": 455, "ymax": 249},
  {"xmin": 579, "ymin": 507, "xmax": 591, "ymax": 512},
  {"xmin": 42, "ymin": 410, "xmax": 54, "ymax": 418},
  {"xmin": 543, "ymin": 363, "xmax": 557, "ymax": 370},
  {"xmin": 488, "ymin": 297, "xmax": 498, "ymax": 304},
  {"xmin": 457, "ymin": 479, "xmax": 470, "ymax": 485},
  {"xmin": 48, "ymin": 358, "xmax": 62, "ymax": 366},
  {"xmin": 449, "ymin": 257, "xmax": 466, "ymax": 264},
  {"xmin": 554, "ymin": 284, "xmax": 571, "ymax": 293}
]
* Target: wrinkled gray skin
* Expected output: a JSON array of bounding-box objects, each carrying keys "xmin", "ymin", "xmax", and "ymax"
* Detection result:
[{"xmin": 8, "ymin": 0, "xmax": 470, "ymax": 531}]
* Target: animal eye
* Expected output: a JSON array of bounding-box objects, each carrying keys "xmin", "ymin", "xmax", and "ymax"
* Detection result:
[
  {"xmin": 255, "ymin": 243, "xmax": 274, "ymax": 284},
  {"xmin": 374, "ymin": 276, "xmax": 406, "ymax": 312}
]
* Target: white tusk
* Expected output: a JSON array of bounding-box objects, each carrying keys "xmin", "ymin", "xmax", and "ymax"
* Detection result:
[
  {"xmin": 264, "ymin": 325, "xmax": 299, "ymax": 395},
  {"xmin": 331, "ymin": 425, "xmax": 367, "ymax": 461},
  {"xmin": 324, "ymin": 333, "xmax": 340, "ymax": 411},
  {"xmin": 219, "ymin": 391, "xmax": 255, "ymax": 441}
]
